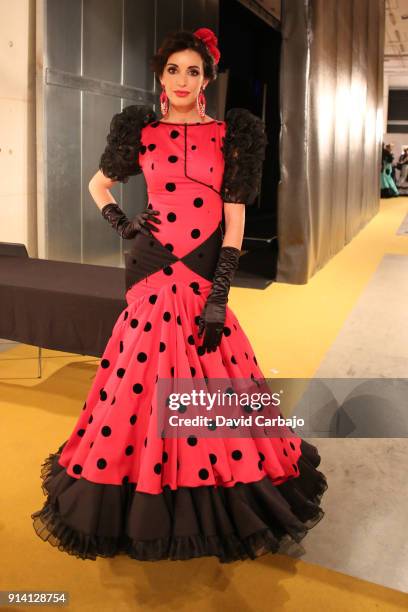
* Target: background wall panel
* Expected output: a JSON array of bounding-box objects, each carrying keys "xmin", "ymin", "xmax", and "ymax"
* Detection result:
[{"xmin": 277, "ymin": 0, "xmax": 385, "ymax": 284}]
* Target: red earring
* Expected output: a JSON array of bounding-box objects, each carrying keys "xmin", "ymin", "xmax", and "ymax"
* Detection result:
[
  {"xmin": 197, "ymin": 87, "xmax": 206, "ymax": 118},
  {"xmin": 160, "ymin": 84, "xmax": 169, "ymax": 116}
]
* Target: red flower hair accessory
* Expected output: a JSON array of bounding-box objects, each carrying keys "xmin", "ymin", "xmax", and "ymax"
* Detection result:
[{"xmin": 193, "ymin": 27, "xmax": 221, "ymax": 65}]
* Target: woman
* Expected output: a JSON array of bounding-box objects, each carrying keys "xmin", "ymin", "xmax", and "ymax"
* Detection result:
[
  {"xmin": 381, "ymin": 143, "xmax": 399, "ymax": 198},
  {"xmin": 31, "ymin": 28, "xmax": 327, "ymax": 563}
]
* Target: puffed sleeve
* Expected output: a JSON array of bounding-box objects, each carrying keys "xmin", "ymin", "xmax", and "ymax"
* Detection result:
[
  {"xmin": 99, "ymin": 104, "xmax": 157, "ymax": 183},
  {"xmin": 220, "ymin": 107, "xmax": 268, "ymax": 205}
]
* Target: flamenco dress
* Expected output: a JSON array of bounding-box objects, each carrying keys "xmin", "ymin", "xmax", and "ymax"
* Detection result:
[{"xmin": 31, "ymin": 105, "xmax": 328, "ymax": 562}]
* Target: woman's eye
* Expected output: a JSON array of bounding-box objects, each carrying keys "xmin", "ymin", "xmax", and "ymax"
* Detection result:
[{"xmin": 167, "ymin": 67, "xmax": 200, "ymax": 76}]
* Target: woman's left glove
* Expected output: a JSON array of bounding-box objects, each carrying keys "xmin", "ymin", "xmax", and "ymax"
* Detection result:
[{"xmin": 198, "ymin": 246, "xmax": 241, "ymax": 352}]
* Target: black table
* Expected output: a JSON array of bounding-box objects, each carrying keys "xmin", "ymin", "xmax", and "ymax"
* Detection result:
[{"xmin": 0, "ymin": 256, "xmax": 128, "ymax": 363}]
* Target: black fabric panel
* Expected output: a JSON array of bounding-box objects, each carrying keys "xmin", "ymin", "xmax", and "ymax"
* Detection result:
[
  {"xmin": 124, "ymin": 232, "xmax": 178, "ymax": 290},
  {"xmin": 182, "ymin": 224, "xmax": 224, "ymax": 281},
  {"xmin": 277, "ymin": 0, "xmax": 384, "ymax": 283}
]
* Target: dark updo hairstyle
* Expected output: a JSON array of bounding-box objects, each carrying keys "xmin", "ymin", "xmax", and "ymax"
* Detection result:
[{"xmin": 150, "ymin": 29, "xmax": 218, "ymax": 86}]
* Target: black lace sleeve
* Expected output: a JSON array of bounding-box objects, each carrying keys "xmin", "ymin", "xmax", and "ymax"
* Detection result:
[
  {"xmin": 220, "ymin": 107, "xmax": 268, "ymax": 205},
  {"xmin": 99, "ymin": 104, "xmax": 157, "ymax": 183}
]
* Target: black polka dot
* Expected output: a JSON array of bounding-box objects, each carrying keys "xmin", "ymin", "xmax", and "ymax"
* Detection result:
[
  {"xmin": 197, "ymin": 346, "xmax": 205, "ymax": 356},
  {"xmin": 232, "ymin": 450, "xmax": 242, "ymax": 460},
  {"xmin": 166, "ymin": 243, "xmax": 174, "ymax": 252},
  {"xmin": 163, "ymin": 265, "xmax": 173, "ymax": 275},
  {"xmin": 130, "ymin": 415, "xmax": 137, "ymax": 425},
  {"xmin": 77, "ymin": 429, "xmax": 85, "ymax": 437},
  {"xmin": 88, "ymin": 415, "xmax": 93, "ymax": 424},
  {"xmin": 258, "ymin": 460, "xmax": 263, "ymax": 470},
  {"xmin": 159, "ymin": 342, "xmax": 166, "ymax": 352},
  {"xmin": 209, "ymin": 453, "xmax": 217, "ymax": 465},
  {"xmin": 163, "ymin": 311, "xmax": 171, "ymax": 322},
  {"xmin": 125, "ymin": 445, "xmax": 134, "ymax": 456},
  {"xmin": 130, "ymin": 319, "xmax": 139, "ymax": 328},
  {"xmin": 191, "ymin": 229, "xmax": 201, "ymax": 239},
  {"xmin": 259, "ymin": 452, "xmax": 265, "ymax": 461},
  {"xmin": 193, "ymin": 197, "xmax": 203, "ymax": 208},
  {"xmin": 166, "ymin": 182, "xmax": 176, "ymax": 192},
  {"xmin": 100, "ymin": 389, "xmax": 107, "ymax": 401},
  {"xmin": 199, "ymin": 468, "xmax": 209, "ymax": 480},
  {"xmin": 283, "ymin": 448, "xmax": 288, "ymax": 457},
  {"xmin": 133, "ymin": 383, "xmax": 143, "ymax": 394},
  {"xmin": 73, "ymin": 464, "xmax": 82, "ymax": 475},
  {"xmin": 117, "ymin": 368, "xmax": 125, "ymax": 378},
  {"xmin": 190, "ymin": 282, "xmax": 200, "ymax": 294},
  {"xmin": 137, "ymin": 352, "xmax": 147, "ymax": 362},
  {"xmin": 176, "ymin": 315, "xmax": 182, "ymax": 325},
  {"xmin": 162, "ymin": 451, "xmax": 169, "ymax": 463},
  {"xmin": 168, "ymin": 155, "xmax": 178, "ymax": 163},
  {"xmin": 148, "ymin": 143, "xmax": 156, "ymax": 151},
  {"xmin": 191, "ymin": 145, "xmax": 197, "ymax": 150},
  {"xmin": 231, "ymin": 355, "xmax": 237, "ymax": 364},
  {"xmin": 292, "ymin": 463, "xmax": 298, "ymax": 472},
  {"xmin": 119, "ymin": 341, "xmax": 124, "ymax": 353},
  {"xmin": 124, "ymin": 311, "xmax": 129, "ymax": 320},
  {"xmin": 187, "ymin": 335, "xmax": 195, "ymax": 345},
  {"xmin": 190, "ymin": 366, "xmax": 196, "ymax": 376},
  {"xmin": 97, "ymin": 458, "xmax": 107, "ymax": 469},
  {"xmin": 144, "ymin": 322, "xmax": 152, "ymax": 332},
  {"xmin": 167, "ymin": 212, "xmax": 176, "ymax": 222},
  {"xmin": 170, "ymin": 130, "xmax": 179, "ymax": 139},
  {"xmin": 223, "ymin": 326, "xmax": 231, "ymax": 337},
  {"xmin": 172, "ymin": 284, "xmax": 177, "ymax": 293},
  {"xmin": 101, "ymin": 426, "xmax": 111, "ymax": 436},
  {"xmin": 187, "ymin": 435, "xmax": 198, "ymax": 446},
  {"xmin": 290, "ymin": 441, "xmax": 296, "ymax": 451},
  {"xmin": 154, "ymin": 463, "xmax": 162, "ymax": 474},
  {"xmin": 149, "ymin": 294, "xmax": 158, "ymax": 304},
  {"xmin": 101, "ymin": 359, "xmax": 110, "ymax": 368}
]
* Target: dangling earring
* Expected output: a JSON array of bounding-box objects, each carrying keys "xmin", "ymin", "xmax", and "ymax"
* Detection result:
[
  {"xmin": 197, "ymin": 86, "xmax": 206, "ymax": 118},
  {"xmin": 160, "ymin": 83, "xmax": 169, "ymax": 116}
]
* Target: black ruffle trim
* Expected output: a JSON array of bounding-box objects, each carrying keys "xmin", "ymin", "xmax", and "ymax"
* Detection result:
[
  {"xmin": 220, "ymin": 107, "xmax": 268, "ymax": 206},
  {"xmin": 99, "ymin": 104, "xmax": 157, "ymax": 183},
  {"xmin": 31, "ymin": 439, "xmax": 327, "ymax": 563}
]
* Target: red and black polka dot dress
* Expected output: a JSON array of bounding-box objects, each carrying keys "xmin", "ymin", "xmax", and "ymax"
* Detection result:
[{"xmin": 31, "ymin": 106, "xmax": 328, "ymax": 563}]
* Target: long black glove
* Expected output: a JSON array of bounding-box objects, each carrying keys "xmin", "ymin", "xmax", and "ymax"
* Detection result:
[
  {"xmin": 198, "ymin": 246, "xmax": 241, "ymax": 352},
  {"xmin": 101, "ymin": 203, "xmax": 161, "ymax": 239}
]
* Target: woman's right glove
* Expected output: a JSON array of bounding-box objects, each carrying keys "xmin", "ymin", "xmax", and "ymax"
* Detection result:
[{"xmin": 101, "ymin": 203, "xmax": 161, "ymax": 239}]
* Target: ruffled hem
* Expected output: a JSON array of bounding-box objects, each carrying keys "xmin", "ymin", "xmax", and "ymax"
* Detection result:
[{"xmin": 31, "ymin": 439, "xmax": 328, "ymax": 563}]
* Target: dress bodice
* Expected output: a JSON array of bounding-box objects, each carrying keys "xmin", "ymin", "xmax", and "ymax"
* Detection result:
[
  {"xmin": 99, "ymin": 105, "xmax": 268, "ymax": 209},
  {"xmin": 137, "ymin": 121, "xmax": 227, "ymax": 258}
]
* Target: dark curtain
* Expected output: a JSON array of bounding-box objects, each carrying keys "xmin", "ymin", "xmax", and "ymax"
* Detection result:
[{"xmin": 277, "ymin": 0, "xmax": 385, "ymax": 284}]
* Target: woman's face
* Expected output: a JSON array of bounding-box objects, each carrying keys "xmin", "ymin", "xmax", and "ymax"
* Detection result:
[{"xmin": 160, "ymin": 48, "xmax": 209, "ymax": 112}]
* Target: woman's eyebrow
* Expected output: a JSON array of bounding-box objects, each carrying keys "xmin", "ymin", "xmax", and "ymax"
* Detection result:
[{"xmin": 167, "ymin": 63, "xmax": 200, "ymax": 69}]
